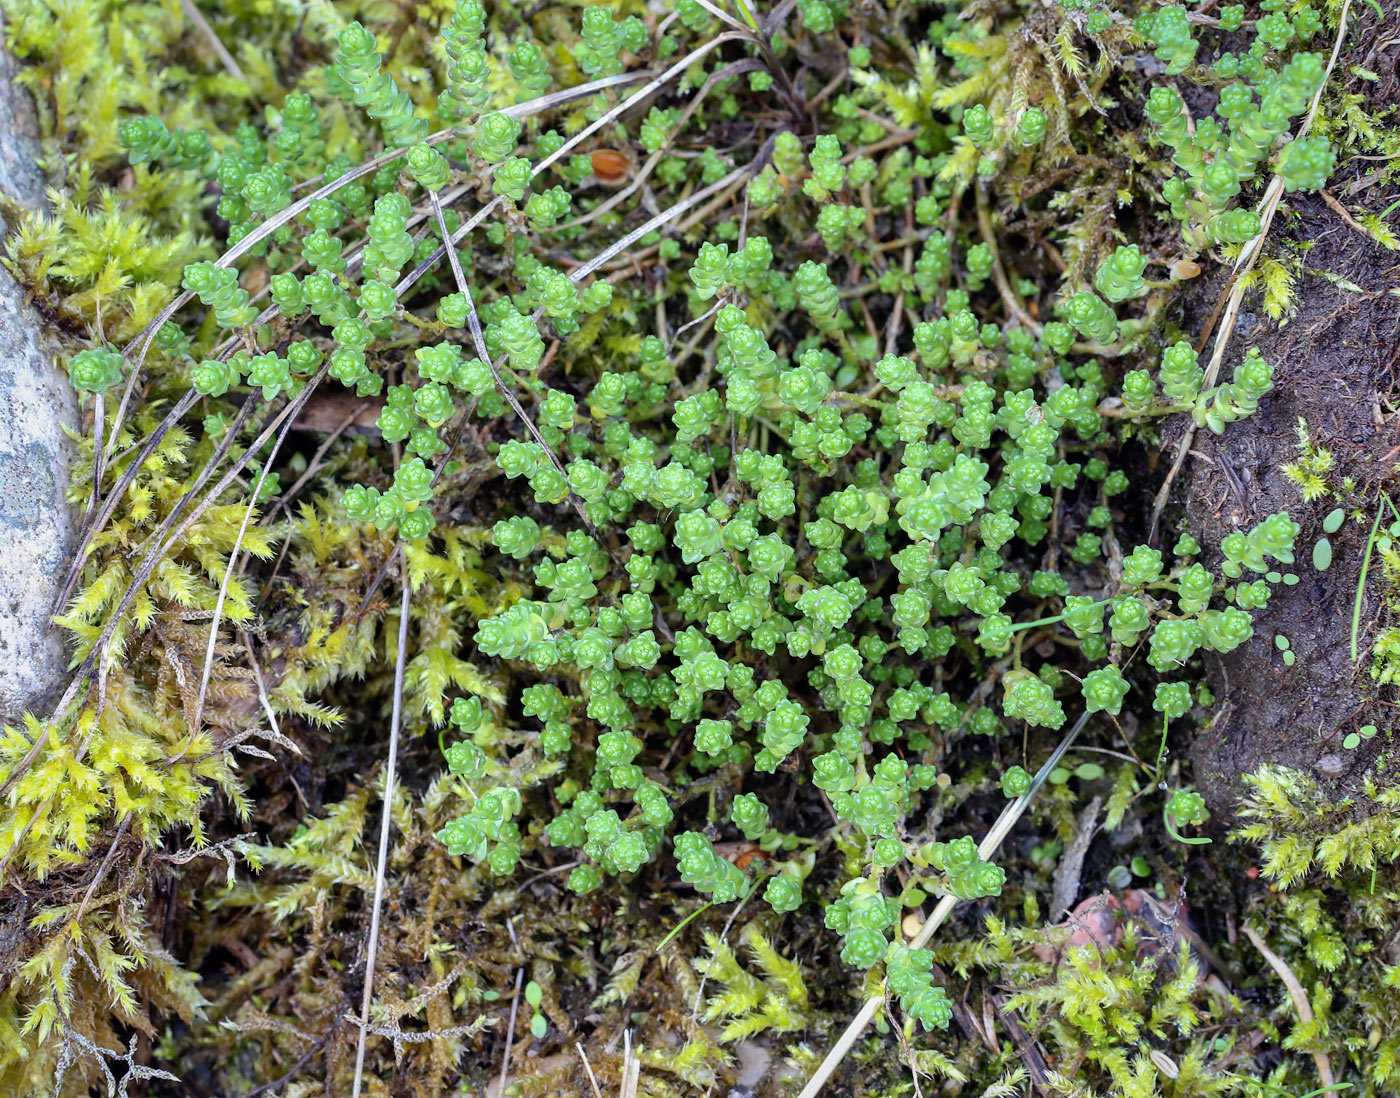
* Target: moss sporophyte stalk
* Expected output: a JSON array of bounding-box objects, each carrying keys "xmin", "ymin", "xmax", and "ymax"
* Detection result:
[{"xmin": 1, "ymin": 0, "xmax": 1387, "ymax": 1092}]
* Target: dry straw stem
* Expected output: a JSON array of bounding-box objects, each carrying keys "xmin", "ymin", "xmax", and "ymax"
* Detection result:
[
  {"xmin": 88, "ymin": 391, "xmax": 106, "ymax": 518},
  {"xmin": 81, "ymin": 65, "xmax": 662, "ymax": 579},
  {"xmin": 620, "ymin": 1030, "xmax": 641, "ymax": 1098},
  {"xmin": 559, "ymin": 56, "xmax": 767, "ymax": 233},
  {"xmin": 348, "ymin": 549, "xmax": 412, "ymax": 1098},
  {"xmin": 698, "ymin": 0, "xmax": 761, "ymax": 33},
  {"xmin": 795, "ymin": 710, "xmax": 1090, "ymax": 1098},
  {"xmin": 0, "ymin": 365, "xmax": 325, "ymax": 822},
  {"xmin": 429, "ymin": 190, "xmax": 592, "ymax": 531},
  {"xmin": 190, "ymin": 400, "xmax": 295, "ymax": 735},
  {"xmin": 493, "ymin": 966, "xmax": 525, "ymax": 1098},
  {"xmin": 56, "ymin": 46, "xmax": 727, "ymax": 761},
  {"xmin": 975, "ymin": 184, "xmax": 1042, "ymax": 335},
  {"xmin": 178, "ymin": 0, "xmax": 247, "ymax": 83},
  {"xmin": 400, "ymin": 30, "xmax": 748, "ymax": 296},
  {"xmin": 1242, "ymin": 926, "xmax": 1335, "ymax": 1090},
  {"xmin": 1149, "ymin": 0, "xmax": 1353, "ymax": 541},
  {"xmin": 575, "ymin": 1042, "xmax": 605, "ymax": 1098},
  {"xmin": 241, "ymin": 628, "xmax": 289, "ymax": 747},
  {"xmin": 570, "ymin": 153, "xmax": 770, "ymax": 285}
]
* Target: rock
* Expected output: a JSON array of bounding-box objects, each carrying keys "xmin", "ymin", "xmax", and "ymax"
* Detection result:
[{"xmin": 0, "ymin": 9, "xmax": 80, "ymax": 724}]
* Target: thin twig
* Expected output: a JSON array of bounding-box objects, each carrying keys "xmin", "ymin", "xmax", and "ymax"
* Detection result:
[
  {"xmin": 429, "ymin": 192, "xmax": 593, "ymax": 532},
  {"xmin": 74, "ymin": 813, "xmax": 133, "ymax": 920},
  {"xmin": 190, "ymin": 400, "xmax": 294, "ymax": 735},
  {"xmin": 1320, "ymin": 188, "xmax": 1383, "ymax": 243},
  {"xmin": 393, "ymin": 35, "xmax": 746, "ymax": 305},
  {"xmin": 575, "ymin": 1043, "xmax": 605, "ymax": 1098},
  {"xmin": 691, "ymin": 875, "xmax": 760, "ymax": 1019},
  {"xmin": 690, "ymin": 0, "xmax": 750, "ymax": 31},
  {"xmin": 796, "ymin": 711, "xmax": 1090, "ymax": 1098},
  {"xmin": 571, "ymin": 140, "xmax": 778, "ymax": 285},
  {"xmin": 496, "ymin": 967, "xmax": 525, "ymax": 1098},
  {"xmin": 556, "ymin": 57, "xmax": 764, "ymax": 233},
  {"xmin": 1243, "ymin": 926, "xmax": 1335, "ymax": 1090},
  {"xmin": 349, "ymin": 548, "xmax": 412, "ymax": 1098},
  {"xmin": 241, "ymin": 629, "xmax": 293, "ymax": 754},
  {"xmin": 179, "ymin": 0, "xmax": 248, "ymax": 82},
  {"xmin": 1148, "ymin": 0, "xmax": 1353, "ymax": 541},
  {"xmin": 975, "ymin": 184, "xmax": 1042, "ymax": 334},
  {"xmin": 436, "ymin": 190, "xmax": 596, "ymax": 518}
]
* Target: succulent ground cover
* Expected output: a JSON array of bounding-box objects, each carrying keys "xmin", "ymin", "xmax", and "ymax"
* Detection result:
[{"xmin": 0, "ymin": 0, "xmax": 1398, "ymax": 1095}]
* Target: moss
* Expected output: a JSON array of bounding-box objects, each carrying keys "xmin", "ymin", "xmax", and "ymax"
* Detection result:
[
  {"xmin": 1230, "ymin": 759, "xmax": 1400, "ymax": 1095},
  {"xmin": 0, "ymin": 0, "xmax": 1394, "ymax": 1094},
  {"xmin": 1280, "ymin": 418, "xmax": 1337, "ymax": 503},
  {"xmin": 699, "ymin": 923, "xmax": 812, "ymax": 1043}
]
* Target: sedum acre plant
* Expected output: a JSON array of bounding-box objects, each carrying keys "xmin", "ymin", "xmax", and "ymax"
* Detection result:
[
  {"xmin": 99, "ymin": 0, "xmax": 1307, "ymax": 1034},
  {"xmin": 0, "ymin": 0, "xmax": 1376, "ymax": 1093}
]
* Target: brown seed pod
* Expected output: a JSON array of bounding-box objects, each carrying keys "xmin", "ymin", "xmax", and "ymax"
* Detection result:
[
  {"xmin": 590, "ymin": 148, "xmax": 631, "ymax": 185},
  {"xmin": 714, "ymin": 841, "xmax": 767, "ymax": 870}
]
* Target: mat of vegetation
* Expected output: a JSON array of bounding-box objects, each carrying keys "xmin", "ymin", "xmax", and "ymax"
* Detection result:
[{"xmin": 0, "ymin": 0, "xmax": 1397, "ymax": 1096}]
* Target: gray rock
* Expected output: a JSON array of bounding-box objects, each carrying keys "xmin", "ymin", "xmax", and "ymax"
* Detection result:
[
  {"xmin": 0, "ymin": 8, "xmax": 80, "ymax": 724},
  {"xmin": 0, "ymin": 16, "xmax": 47, "ymax": 211}
]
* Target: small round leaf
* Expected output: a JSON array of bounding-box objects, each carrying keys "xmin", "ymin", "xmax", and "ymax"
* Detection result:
[{"xmin": 1312, "ymin": 537, "xmax": 1332, "ymax": 571}]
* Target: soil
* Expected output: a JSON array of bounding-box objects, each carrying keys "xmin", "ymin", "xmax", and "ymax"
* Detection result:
[{"xmin": 1168, "ymin": 22, "xmax": 1400, "ymax": 818}]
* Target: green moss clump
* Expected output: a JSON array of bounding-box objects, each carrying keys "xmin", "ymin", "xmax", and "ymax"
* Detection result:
[{"xmin": 0, "ymin": 0, "xmax": 1392, "ymax": 1094}]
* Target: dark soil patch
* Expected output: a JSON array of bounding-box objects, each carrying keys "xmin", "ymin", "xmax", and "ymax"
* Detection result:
[{"xmin": 1165, "ymin": 58, "xmax": 1400, "ymax": 817}]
